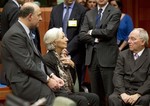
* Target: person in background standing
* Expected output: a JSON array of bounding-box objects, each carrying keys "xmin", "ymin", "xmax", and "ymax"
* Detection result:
[
  {"xmin": 0, "ymin": 0, "xmax": 25, "ymax": 40},
  {"xmin": 78, "ymin": 0, "xmax": 121, "ymax": 105},
  {"xmin": 85, "ymin": 0, "xmax": 97, "ymax": 11},
  {"xmin": 110, "ymin": 0, "xmax": 134, "ymax": 51}
]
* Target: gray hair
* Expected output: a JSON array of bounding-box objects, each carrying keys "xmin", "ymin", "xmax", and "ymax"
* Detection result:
[
  {"xmin": 43, "ymin": 28, "xmax": 62, "ymax": 50},
  {"xmin": 134, "ymin": 28, "xmax": 149, "ymax": 47}
]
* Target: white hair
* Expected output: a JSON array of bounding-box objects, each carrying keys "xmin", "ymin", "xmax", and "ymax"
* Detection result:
[{"xmin": 43, "ymin": 27, "xmax": 62, "ymax": 50}]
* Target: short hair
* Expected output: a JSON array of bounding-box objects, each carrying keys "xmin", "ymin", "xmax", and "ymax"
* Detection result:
[
  {"xmin": 43, "ymin": 28, "xmax": 63, "ymax": 50},
  {"xmin": 134, "ymin": 28, "xmax": 149, "ymax": 47},
  {"xmin": 109, "ymin": 0, "xmax": 122, "ymax": 10},
  {"xmin": 18, "ymin": 3, "xmax": 34, "ymax": 18}
]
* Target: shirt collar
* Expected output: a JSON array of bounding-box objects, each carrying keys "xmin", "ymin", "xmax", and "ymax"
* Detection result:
[
  {"xmin": 133, "ymin": 48, "xmax": 145, "ymax": 57},
  {"xmin": 18, "ymin": 20, "xmax": 30, "ymax": 38},
  {"xmin": 97, "ymin": 2, "xmax": 109, "ymax": 13},
  {"xmin": 63, "ymin": 1, "xmax": 75, "ymax": 9}
]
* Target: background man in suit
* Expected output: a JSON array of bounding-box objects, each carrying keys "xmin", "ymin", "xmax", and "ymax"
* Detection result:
[
  {"xmin": 1, "ymin": 2, "xmax": 64, "ymax": 105},
  {"xmin": 109, "ymin": 28, "xmax": 150, "ymax": 106},
  {"xmin": 49, "ymin": 0, "xmax": 86, "ymax": 90},
  {"xmin": 0, "ymin": 0, "xmax": 25, "ymax": 40},
  {"xmin": 78, "ymin": 0, "xmax": 121, "ymax": 105},
  {"xmin": 0, "ymin": 0, "xmax": 25, "ymax": 84}
]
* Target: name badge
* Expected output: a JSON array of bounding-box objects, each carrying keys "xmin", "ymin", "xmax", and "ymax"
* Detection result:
[{"xmin": 68, "ymin": 20, "xmax": 77, "ymax": 27}]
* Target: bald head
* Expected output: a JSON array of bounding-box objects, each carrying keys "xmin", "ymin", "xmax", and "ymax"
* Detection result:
[
  {"xmin": 18, "ymin": 2, "xmax": 42, "ymax": 29},
  {"xmin": 19, "ymin": 2, "xmax": 40, "ymax": 18}
]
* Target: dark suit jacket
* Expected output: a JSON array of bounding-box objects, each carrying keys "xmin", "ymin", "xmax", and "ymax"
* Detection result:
[
  {"xmin": 113, "ymin": 48, "xmax": 150, "ymax": 95},
  {"xmin": 0, "ymin": 0, "xmax": 19, "ymax": 40},
  {"xmin": 49, "ymin": 2, "xmax": 86, "ymax": 64},
  {"xmin": 1, "ymin": 22, "xmax": 53, "ymax": 103},
  {"xmin": 43, "ymin": 50, "xmax": 76, "ymax": 84},
  {"xmin": 79, "ymin": 4, "xmax": 121, "ymax": 67}
]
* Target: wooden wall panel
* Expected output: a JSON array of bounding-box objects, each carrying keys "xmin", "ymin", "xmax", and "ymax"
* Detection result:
[{"xmin": 38, "ymin": 7, "xmax": 52, "ymax": 54}]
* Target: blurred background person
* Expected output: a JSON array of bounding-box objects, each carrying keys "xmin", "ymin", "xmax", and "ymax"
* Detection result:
[
  {"xmin": 85, "ymin": 0, "xmax": 97, "ymax": 11},
  {"xmin": 0, "ymin": 0, "xmax": 25, "ymax": 40},
  {"xmin": 76, "ymin": 0, "xmax": 86, "ymax": 6},
  {"xmin": 110, "ymin": 0, "xmax": 134, "ymax": 51}
]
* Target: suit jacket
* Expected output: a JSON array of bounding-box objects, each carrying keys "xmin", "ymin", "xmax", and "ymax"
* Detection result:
[
  {"xmin": 43, "ymin": 50, "xmax": 76, "ymax": 84},
  {"xmin": 1, "ymin": 22, "xmax": 53, "ymax": 103},
  {"xmin": 0, "ymin": 0, "xmax": 19, "ymax": 40},
  {"xmin": 49, "ymin": 2, "xmax": 86, "ymax": 64},
  {"xmin": 113, "ymin": 48, "xmax": 150, "ymax": 95},
  {"xmin": 79, "ymin": 4, "xmax": 121, "ymax": 67}
]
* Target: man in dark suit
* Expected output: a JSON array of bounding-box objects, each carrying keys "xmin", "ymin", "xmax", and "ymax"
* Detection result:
[
  {"xmin": 0, "ymin": 0, "xmax": 25, "ymax": 40},
  {"xmin": 49, "ymin": 0, "xmax": 86, "ymax": 90},
  {"xmin": 1, "ymin": 2, "xmax": 64, "ymax": 105},
  {"xmin": 109, "ymin": 28, "xmax": 150, "ymax": 106},
  {"xmin": 0, "ymin": 0, "xmax": 41, "ymax": 84},
  {"xmin": 78, "ymin": 0, "xmax": 121, "ymax": 105},
  {"xmin": 0, "ymin": 0, "xmax": 25, "ymax": 84}
]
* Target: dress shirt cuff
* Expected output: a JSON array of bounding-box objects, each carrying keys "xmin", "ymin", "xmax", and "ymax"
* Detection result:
[
  {"xmin": 47, "ymin": 75, "xmax": 50, "ymax": 83},
  {"xmin": 88, "ymin": 30, "xmax": 92, "ymax": 35}
]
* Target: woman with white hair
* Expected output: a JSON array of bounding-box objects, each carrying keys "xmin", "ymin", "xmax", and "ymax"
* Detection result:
[{"xmin": 43, "ymin": 28, "xmax": 100, "ymax": 106}]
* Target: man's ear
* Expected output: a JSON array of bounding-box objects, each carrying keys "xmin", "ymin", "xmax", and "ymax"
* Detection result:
[{"xmin": 27, "ymin": 13, "xmax": 33, "ymax": 21}]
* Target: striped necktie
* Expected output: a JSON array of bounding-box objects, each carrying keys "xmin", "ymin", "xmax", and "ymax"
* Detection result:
[
  {"xmin": 63, "ymin": 6, "xmax": 70, "ymax": 36},
  {"xmin": 96, "ymin": 8, "xmax": 103, "ymax": 28}
]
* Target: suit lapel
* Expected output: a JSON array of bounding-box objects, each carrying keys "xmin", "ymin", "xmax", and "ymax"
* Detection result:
[
  {"xmin": 93, "ymin": 8, "xmax": 99, "ymax": 28},
  {"xmin": 128, "ymin": 51, "xmax": 135, "ymax": 72},
  {"xmin": 16, "ymin": 22, "xmax": 40, "ymax": 56},
  {"xmin": 59, "ymin": 3, "xmax": 64, "ymax": 26},
  {"xmin": 69, "ymin": 2, "xmax": 77, "ymax": 20},
  {"xmin": 132, "ymin": 49, "xmax": 148, "ymax": 72},
  {"xmin": 99, "ymin": 4, "xmax": 111, "ymax": 27}
]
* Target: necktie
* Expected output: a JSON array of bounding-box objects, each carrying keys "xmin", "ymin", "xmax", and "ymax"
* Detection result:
[
  {"xmin": 134, "ymin": 53, "xmax": 139, "ymax": 60},
  {"xmin": 94, "ymin": 9, "xmax": 103, "ymax": 43},
  {"xmin": 63, "ymin": 6, "xmax": 70, "ymax": 36},
  {"xmin": 96, "ymin": 9, "xmax": 103, "ymax": 28},
  {"xmin": 29, "ymin": 31, "xmax": 38, "ymax": 54}
]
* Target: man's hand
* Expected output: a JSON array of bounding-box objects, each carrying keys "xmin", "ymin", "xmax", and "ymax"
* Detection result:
[
  {"xmin": 120, "ymin": 93, "xmax": 131, "ymax": 103},
  {"xmin": 51, "ymin": 74, "xmax": 64, "ymax": 87},
  {"xmin": 128, "ymin": 93, "xmax": 141, "ymax": 105},
  {"xmin": 47, "ymin": 74, "xmax": 64, "ymax": 91}
]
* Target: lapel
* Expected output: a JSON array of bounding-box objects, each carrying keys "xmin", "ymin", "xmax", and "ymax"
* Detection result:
[
  {"xmin": 57, "ymin": 3, "xmax": 64, "ymax": 26},
  {"xmin": 133, "ymin": 48, "xmax": 148, "ymax": 72},
  {"xmin": 99, "ymin": 4, "xmax": 111, "ymax": 27},
  {"xmin": 93, "ymin": 8, "xmax": 99, "ymax": 28},
  {"xmin": 17, "ymin": 22, "xmax": 40, "ymax": 56},
  {"xmin": 69, "ymin": 2, "xmax": 78, "ymax": 20},
  {"xmin": 129, "ymin": 49, "xmax": 148, "ymax": 73},
  {"xmin": 128, "ymin": 50, "xmax": 135, "ymax": 72}
]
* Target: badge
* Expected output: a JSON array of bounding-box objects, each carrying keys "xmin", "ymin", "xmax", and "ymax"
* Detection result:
[{"xmin": 68, "ymin": 20, "xmax": 77, "ymax": 27}]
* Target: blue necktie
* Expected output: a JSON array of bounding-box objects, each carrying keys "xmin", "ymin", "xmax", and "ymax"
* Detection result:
[
  {"xmin": 96, "ymin": 9, "xmax": 103, "ymax": 28},
  {"xmin": 63, "ymin": 7, "xmax": 70, "ymax": 36}
]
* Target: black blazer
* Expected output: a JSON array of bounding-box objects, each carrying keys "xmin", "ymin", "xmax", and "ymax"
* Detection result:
[
  {"xmin": 1, "ymin": 22, "xmax": 53, "ymax": 103},
  {"xmin": 43, "ymin": 50, "xmax": 76, "ymax": 84},
  {"xmin": 49, "ymin": 2, "xmax": 86, "ymax": 64},
  {"xmin": 113, "ymin": 48, "xmax": 150, "ymax": 95},
  {"xmin": 79, "ymin": 4, "xmax": 121, "ymax": 67},
  {"xmin": 0, "ymin": 0, "xmax": 19, "ymax": 40}
]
